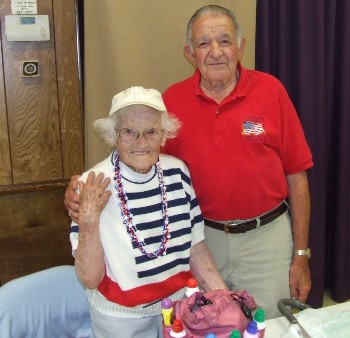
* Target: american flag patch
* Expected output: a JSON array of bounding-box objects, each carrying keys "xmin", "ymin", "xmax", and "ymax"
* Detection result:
[{"xmin": 242, "ymin": 121, "xmax": 265, "ymax": 136}]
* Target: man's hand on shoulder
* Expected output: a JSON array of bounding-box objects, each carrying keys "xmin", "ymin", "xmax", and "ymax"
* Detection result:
[{"xmin": 64, "ymin": 175, "xmax": 81, "ymax": 223}]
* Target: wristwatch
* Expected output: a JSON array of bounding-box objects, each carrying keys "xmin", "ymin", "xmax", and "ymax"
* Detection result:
[{"xmin": 294, "ymin": 248, "xmax": 311, "ymax": 259}]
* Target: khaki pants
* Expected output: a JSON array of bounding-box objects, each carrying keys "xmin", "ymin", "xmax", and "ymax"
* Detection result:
[{"xmin": 204, "ymin": 211, "xmax": 293, "ymax": 319}]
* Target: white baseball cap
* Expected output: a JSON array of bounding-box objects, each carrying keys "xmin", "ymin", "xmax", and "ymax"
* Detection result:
[{"xmin": 109, "ymin": 86, "xmax": 167, "ymax": 116}]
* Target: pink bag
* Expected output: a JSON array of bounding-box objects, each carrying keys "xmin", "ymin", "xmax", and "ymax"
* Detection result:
[{"xmin": 172, "ymin": 289, "xmax": 257, "ymax": 338}]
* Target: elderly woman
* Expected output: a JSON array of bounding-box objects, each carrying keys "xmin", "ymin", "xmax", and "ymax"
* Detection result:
[{"xmin": 70, "ymin": 86, "xmax": 226, "ymax": 338}]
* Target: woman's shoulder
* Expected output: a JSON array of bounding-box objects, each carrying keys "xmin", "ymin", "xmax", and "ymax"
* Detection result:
[
  {"xmin": 159, "ymin": 153, "xmax": 190, "ymax": 174},
  {"xmin": 79, "ymin": 153, "xmax": 114, "ymax": 182}
]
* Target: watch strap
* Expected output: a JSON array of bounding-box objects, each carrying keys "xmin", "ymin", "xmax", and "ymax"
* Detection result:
[{"xmin": 294, "ymin": 248, "xmax": 311, "ymax": 258}]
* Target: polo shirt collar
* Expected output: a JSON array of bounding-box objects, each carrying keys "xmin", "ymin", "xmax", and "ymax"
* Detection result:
[{"xmin": 193, "ymin": 62, "xmax": 248, "ymax": 102}]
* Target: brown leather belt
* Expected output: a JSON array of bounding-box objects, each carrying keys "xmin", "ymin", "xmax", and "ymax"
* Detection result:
[{"xmin": 204, "ymin": 202, "xmax": 288, "ymax": 234}]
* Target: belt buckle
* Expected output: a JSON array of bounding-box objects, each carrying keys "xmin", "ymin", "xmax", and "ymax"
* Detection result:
[{"xmin": 225, "ymin": 222, "xmax": 238, "ymax": 234}]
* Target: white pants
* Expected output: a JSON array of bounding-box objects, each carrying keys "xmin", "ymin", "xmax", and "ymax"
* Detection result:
[
  {"xmin": 90, "ymin": 306, "xmax": 163, "ymax": 338},
  {"xmin": 204, "ymin": 211, "xmax": 293, "ymax": 319}
]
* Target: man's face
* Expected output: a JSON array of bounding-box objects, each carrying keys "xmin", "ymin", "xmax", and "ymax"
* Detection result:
[{"xmin": 185, "ymin": 13, "xmax": 245, "ymax": 87}]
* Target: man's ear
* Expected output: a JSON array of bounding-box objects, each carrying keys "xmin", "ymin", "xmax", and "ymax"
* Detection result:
[
  {"xmin": 183, "ymin": 44, "xmax": 196, "ymax": 67},
  {"xmin": 238, "ymin": 37, "xmax": 246, "ymax": 61}
]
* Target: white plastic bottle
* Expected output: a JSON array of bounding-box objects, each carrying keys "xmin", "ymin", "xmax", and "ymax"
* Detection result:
[
  {"xmin": 243, "ymin": 320, "xmax": 258, "ymax": 338},
  {"xmin": 185, "ymin": 277, "xmax": 199, "ymax": 297},
  {"xmin": 253, "ymin": 308, "xmax": 266, "ymax": 338},
  {"xmin": 170, "ymin": 319, "xmax": 188, "ymax": 338}
]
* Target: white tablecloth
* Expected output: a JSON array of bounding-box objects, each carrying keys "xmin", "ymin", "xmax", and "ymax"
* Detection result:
[{"xmin": 264, "ymin": 302, "xmax": 350, "ymax": 337}]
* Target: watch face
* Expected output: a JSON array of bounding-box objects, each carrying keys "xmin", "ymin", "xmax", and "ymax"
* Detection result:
[{"xmin": 307, "ymin": 249, "xmax": 311, "ymax": 258}]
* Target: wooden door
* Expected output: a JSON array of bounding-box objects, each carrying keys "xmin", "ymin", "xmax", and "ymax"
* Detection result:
[{"xmin": 0, "ymin": 0, "xmax": 84, "ymax": 284}]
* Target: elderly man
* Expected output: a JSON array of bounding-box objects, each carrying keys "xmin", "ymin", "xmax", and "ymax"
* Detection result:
[
  {"xmin": 161, "ymin": 5, "xmax": 313, "ymax": 319},
  {"xmin": 65, "ymin": 5, "xmax": 313, "ymax": 319}
]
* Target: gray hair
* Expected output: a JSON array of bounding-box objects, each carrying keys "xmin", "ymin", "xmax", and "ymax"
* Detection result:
[
  {"xmin": 186, "ymin": 5, "xmax": 242, "ymax": 50},
  {"xmin": 93, "ymin": 105, "xmax": 181, "ymax": 147}
]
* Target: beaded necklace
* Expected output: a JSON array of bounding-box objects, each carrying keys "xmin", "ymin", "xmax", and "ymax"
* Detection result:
[{"xmin": 113, "ymin": 153, "xmax": 170, "ymax": 258}]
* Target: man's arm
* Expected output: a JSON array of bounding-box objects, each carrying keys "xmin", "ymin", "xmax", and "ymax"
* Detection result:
[
  {"xmin": 190, "ymin": 240, "xmax": 227, "ymax": 291},
  {"xmin": 64, "ymin": 175, "xmax": 81, "ymax": 223},
  {"xmin": 286, "ymin": 171, "xmax": 311, "ymax": 302}
]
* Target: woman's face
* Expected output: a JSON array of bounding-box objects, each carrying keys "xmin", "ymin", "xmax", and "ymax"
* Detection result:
[{"xmin": 115, "ymin": 105, "xmax": 164, "ymax": 174}]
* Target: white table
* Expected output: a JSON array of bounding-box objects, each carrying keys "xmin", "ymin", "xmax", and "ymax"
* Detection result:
[{"xmin": 264, "ymin": 302, "xmax": 350, "ymax": 337}]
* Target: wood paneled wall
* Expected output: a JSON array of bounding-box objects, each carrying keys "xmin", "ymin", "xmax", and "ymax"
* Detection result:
[
  {"xmin": 0, "ymin": 0, "xmax": 84, "ymax": 185},
  {"xmin": 0, "ymin": 184, "xmax": 74, "ymax": 284},
  {"xmin": 0, "ymin": 0, "xmax": 83, "ymax": 284}
]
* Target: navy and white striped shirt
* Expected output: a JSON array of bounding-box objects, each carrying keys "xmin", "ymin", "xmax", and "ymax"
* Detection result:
[{"xmin": 70, "ymin": 153, "xmax": 204, "ymax": 307}]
